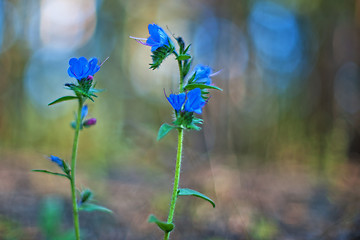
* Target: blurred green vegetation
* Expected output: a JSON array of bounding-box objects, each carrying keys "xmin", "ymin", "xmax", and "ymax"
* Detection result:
[{"xmin": 1, "ymin": 0, "xmax": 360, "ymax": 239}]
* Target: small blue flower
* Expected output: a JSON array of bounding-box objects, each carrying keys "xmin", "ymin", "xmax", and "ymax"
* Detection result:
[
  {"xmin": 184, "ymin": 88, "xmax": 206, "ymax": 114},
  {"xmin": 130, "ymin": 24, "xmax": 173, "ymax": 52},
  {"xmin": 193, "ymin": 65, "xmax": 212, "ymax": 85},
  {"xmin": 167, "ymin": 93, "xmax": 186, "ymax": 111},
  {"xmin": 50, "ymin": 155, "xmax": 63, "ymax": 168},
  {"xmin": 81, "ymin": 105, "xmax": 88, "ymax": 120},
  {"xmin": 67, "ymin": 57, "xmax": 100, "ymax": 80}
]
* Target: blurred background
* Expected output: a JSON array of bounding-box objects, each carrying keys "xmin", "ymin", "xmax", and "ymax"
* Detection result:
[{"xmin": 1, "ymin": 0, "xmax": 360, "ymax": 239}]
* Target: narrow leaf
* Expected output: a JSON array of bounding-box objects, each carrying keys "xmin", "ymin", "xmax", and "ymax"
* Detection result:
[
  {"xmin": 178, "ymin": 188, "xmax": 215, "ymax": 208},
  {"xmin": 148, "ymin": 214, "xmax": 174, "ymax": 233},
  {"xmin": 48, "ymin": 96, "xmax": 78, "ymax": 106},
  {"xmin": 185, "ymin": 83, "xmax": 223, "ymax": 91},
  {"xmin": 157, "ymin": 123, "xmax": 177, "ymax": 141},
  {"xmin": 176, "ymin": 54, "xmax": 191, "ymax": 61},
  {"xmin": 32, "ymin": 169, "xmax": 70, "ymax": 180},
  {"xmin": 78, "ymin": 203, "xmax": 112, "ymax": 213},
  {"xmin": 184, "ymin": 44, "xmax": 191, "ymax": 54}
]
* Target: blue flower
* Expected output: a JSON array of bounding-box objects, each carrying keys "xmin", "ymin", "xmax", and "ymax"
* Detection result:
[
  {"xmin": 193, "ymin": 65, "xmax": 212, "ymax": 85},
  {"xmin": 67, "ymin": 57, "xmax": 100, "ymax": 80},
  {"xmin": 184, "ymin": 88, "xmax": 206, "ymax": 114},
  {"xmin": 130, "ymin": 24, "xmax": 173, "ymax": 52},
  {"xmin": 50, "ymin": 155, "xmax": 63, "ymax": 168},
  {"xmin": 167, "ymin": 93, "xmax": 186, "ymax": 111},
  {"xmin": 81, "ymin": 105, "xmax": 88, "ymax": 120}
]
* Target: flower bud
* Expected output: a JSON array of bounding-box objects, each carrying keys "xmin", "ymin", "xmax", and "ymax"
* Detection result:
[{"xmin": 83, "ymin": 118, "xmax": 97, "ymax": 127}]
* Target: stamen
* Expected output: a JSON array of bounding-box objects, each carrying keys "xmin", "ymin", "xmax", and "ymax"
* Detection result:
[
  {"xmin": 129, "ymin": 36, "xmax": 147, "ymax": 41},
  {"xmin": 210, "ymin": 69, "xmax": 222, "ymax": 77}
]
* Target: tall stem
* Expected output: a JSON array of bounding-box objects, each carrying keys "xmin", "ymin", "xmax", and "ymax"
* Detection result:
[
  {"xmin": 177, "ymin": 60, "xmax": 184, "ymax": 92},
  {"xmin": 70, "ymin": 99, "xmax": 83, "ymax": 240},
  {"xmin": 164, "ymin": 128, "xmax": 184, "ymax": 240}
]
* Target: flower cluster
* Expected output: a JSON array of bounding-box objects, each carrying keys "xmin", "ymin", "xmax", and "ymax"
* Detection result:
[{"xmin": 131, "ymin": 23, "xmax": 222, "ymax": 135}]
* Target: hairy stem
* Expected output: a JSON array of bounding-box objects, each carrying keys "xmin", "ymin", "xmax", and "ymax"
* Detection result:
[
  {"xmin": 70, "ymin": 99, "xmax": 83, "ymax": 240},
  {"xmin": 178, "ymin": 60, "xmax": 184, "ymax": 92},
  {"xmin": 164, "ymin": 128, "xmax": 184, "ymax": 240}
]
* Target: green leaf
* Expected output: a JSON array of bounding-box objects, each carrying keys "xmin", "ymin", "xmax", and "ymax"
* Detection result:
[
  {"xmin": 178, "ymin": 188, "xmax": 215, "ymax": 208},
  {"xmin": 157, "ymin": 123, "xmax": 177, "ymax": 141},
  {"xmin": 32, "ymin": 170, "xmax": 70, "ymax": 180},
  {"xmin": 150, "ymin": 44, "xmax": 175, "ymax": 70},
  {"xmin": 148, "ymin": 214, "xmax": 174, "ymax": 233},
  {"xmin": 184, "ymin": 83, "xmax": 223, "ymax": 91},
  {"xmin": 79, "ymin": 189, "xmax": 93, "ymax": 204},
  {"xmin": 184, "ymin": 44, "xmax": 191, "ymax": 54},
  {"xmin": 78, "ymin": 203, "xmax": 112, "ymax": 213},
  {"xmin": 176, "ymin": 54, "xmax": 191, "ymax": 61},
  {"xmin": 48, "ymin": 96, "xmax": 78, "ymax": 106}
]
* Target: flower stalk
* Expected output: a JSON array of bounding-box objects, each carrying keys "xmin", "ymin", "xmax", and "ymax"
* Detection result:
[
  {"xmin": 70, "ymin": 98, "xmax": 84, "ymax": 240},
  {"xmin": 164, "ymin": 128, "xmax": 184, "ymax": 240},
  {"xmin": 131, "ymin": 24, "xmax": 220, "ymax": 238}
]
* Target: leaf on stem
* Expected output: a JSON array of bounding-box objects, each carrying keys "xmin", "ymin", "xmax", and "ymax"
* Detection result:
[
  {"xmin": 178, "ymin": 188, "xmax": 215, "ymax": 208},
  {"xmin": 48, "ymin": 96, "xmax": 78, "ymax": 106},
  {"xmin": 79, "ymin": 189, "xmax": 93, "ymax": 204},
  {"xmin": 157, "ymin": 123, "xmax": 177, "ymax": 141},
  {"xmin": 184, "ymin": 83, "xmax": 223, "ymax": 91},
  {"xmin": 78, "ymin": 203, "xmax": 113, "ymax": 213},
  {"xmin": 176, "ymin": 54, "xmax": 191, "ymax": 61},
  {"xmin": 148, "ymin": 214, "xmax": 174, "ymax": 233},
  {"xmin": 32, "ymin": 169, "xmax": 71, "ymax": 180}
]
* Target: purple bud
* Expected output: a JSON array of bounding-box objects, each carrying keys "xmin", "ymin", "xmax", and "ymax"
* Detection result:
[
  {"xmin": 83, "ymin": 118, "xmax": 97, "ymax": 127},
  {"xmin": 87, "ymin": 75, "xmax": 94, "ymax": 81}
]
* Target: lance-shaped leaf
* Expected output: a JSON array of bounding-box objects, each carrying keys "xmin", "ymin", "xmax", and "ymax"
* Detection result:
[
  {"xmin": 148, "ymin": 214, "xmax": 174, "ymax": 233},
  {"xmin": 184, "ymin": 83, "xmax": 223, "ymax": 91},
  {"xmin": 32, "ymin": 169, "xmax": 71, "ymax": 180},
  {"xmin": 157, "ymin": 123, "xmax": 177, "ymax": 141},
  {"xmin": 178, "ymin": 188, "xmax": 215, "ymax": 208},
  {"xmin": 176, "ymin": 54, "xmax": 191, "ymax": 61},
  {"xmin": 78, "ymin": 203, "xmax": 112, "ymax": 213},
  {"xmin": 48, "ymin": 96, "xmax": 78, "ymax": 106}
]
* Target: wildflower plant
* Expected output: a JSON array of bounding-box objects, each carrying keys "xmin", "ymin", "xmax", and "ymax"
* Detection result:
[
  {"xmin": 131, "ymin": 24, "xmax": 221, "ymax": 239},
  {"xmin": 33, "ymin": 57, "xmax": 111, "ymax": 240}
]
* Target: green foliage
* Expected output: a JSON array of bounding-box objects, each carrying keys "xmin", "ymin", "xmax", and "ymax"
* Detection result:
[
  {"xmin": 77, "ymin": 189, "xmax": 112, "ymax": 214},
  {"xmin": 78, "ymin": 203, "xmax": 113, "ymax": 213},
  {"xmin": 31, "ymin": 170, "xmax": 71, "ymax": 180},
  {"xmin": 150, "ymin": 44, "xmax": 175, "ymax": 70},
  {"xmin": 65, "ymin": 83, "xmax": 97, "ymax": 102},
  {"xmin": 178, "ymin": 188, "xmax": 215, "ymax": 208},
  {"xmin": 173, "ymin": 113, "xmax": 203, "ymax": 131},
  {"xmin": 176, "ymin": 54, "xmax": 191, "ymax": 61},
  {"xmin": 148, "ymin": 214, "xmax": 174, "ymax": 233},
  {"xmin": 251, "ymin": 218, "xmax": 278, "ymax": 240},
  {"xmin": 48, "ymin": 96, "xmax": 78, "ymax": 106},
  {"xmin": 39, "ymin": 197, "xmax": 75, "ymax": 240},
  {"xmin": 79, "ymin": 189, "xmax": 93, "ymax": 204},
  {"xmin": 184, "ymin": 83, "xmax": 223, "ymax": 92},
  {"xmin": 176, "ymin": 37, "xmax": 192, "ymax": 79},
  {"xmin": 0, "ymin": 215, "xmax": 23, "ymax": 240},
  {"xmin": 157, "ymin": 123, "xmax": 177, "ymax": 140}
]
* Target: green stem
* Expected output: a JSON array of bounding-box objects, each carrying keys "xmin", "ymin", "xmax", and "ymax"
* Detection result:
[
  {"xmin": 70, "ymin": 99, "xmax": 83, "ymax": 240},
  {"xmin": 177, "ymin": 60, "xmax": 184, "ymax": 92},
  {"xmin": 164, "ymin": 128, "xmax": 184, "ymax": 240}
]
